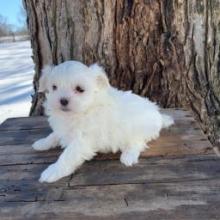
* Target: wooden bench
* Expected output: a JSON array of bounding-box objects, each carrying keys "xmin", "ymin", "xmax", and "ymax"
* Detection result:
[{"xmin": 0, "ymin": 108, "xmax": 219, "ymax": 220}]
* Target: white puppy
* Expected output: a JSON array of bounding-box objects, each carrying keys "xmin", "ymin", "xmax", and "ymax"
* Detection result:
[{"xmin": 33, "ymin": 61, "xmax": 174, "ymax": 183}]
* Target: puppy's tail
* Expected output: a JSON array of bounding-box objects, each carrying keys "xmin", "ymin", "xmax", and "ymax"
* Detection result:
[{"xmin": 161, "ymin": 114, "xmax": 174, "ymax": 128}]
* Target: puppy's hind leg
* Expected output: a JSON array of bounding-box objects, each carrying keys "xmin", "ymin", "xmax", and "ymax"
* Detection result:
[
  {"xmin": 120, "ymin": 149, "xmax": 140, "ymax": 167},
  {"xmin": 32, "ymin": 132, "xmax": 59, "ymax": 151},
  {"xmin": 120, "ymin": 141, "xmax": 147, "ymax": 167}
]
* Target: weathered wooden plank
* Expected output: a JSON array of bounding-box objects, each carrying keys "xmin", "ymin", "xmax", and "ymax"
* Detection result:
[
  {"xmin": 0, "ymin": 110, "xmax": 213, "ymax": 158},
  {"xmin": 0, "ymin": 150, "xmax": 58, "ymax": 166},
  {"xmin": 0, "ymin": 129, "xmax": 213, "ymax": 165},
  {"xmin": 0, "ymin": 128, "xmax": 52, "ymax": 146},
  {"xmin": 0, "ymin": 155, "xmax": 219, "ymax": 197},
  {"xmin": 1, "ymin": 179, "xmax": 220, "ymax": 220},
  {"xmin": 69, "ymin": 155, "xmax": 220, "ymax": 186},
  {"xmin": 0, "ymin": 116, "xmax": 49, "ymax": 131},
  {"xmin": 0, "ymin": 145, "xmax": 60, "ymax": 166},
  {"xmin": 0, "ymin": 126, "xmax": 211, "ymax": 149}
]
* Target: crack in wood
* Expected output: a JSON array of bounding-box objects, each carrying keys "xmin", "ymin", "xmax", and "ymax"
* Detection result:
[{"xmin": 124, "ymin": 197, "xmax": 129, "ymax": 207}]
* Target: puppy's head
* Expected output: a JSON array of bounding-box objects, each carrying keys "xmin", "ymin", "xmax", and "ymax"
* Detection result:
[{"xmin": 39, "ymin": 61, "xmax": 109, "ymax": 115}]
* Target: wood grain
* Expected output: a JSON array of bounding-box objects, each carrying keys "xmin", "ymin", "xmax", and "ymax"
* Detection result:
[
  {"xmin": 0, "ymin": 109, "xmax": 217, "ymax": 219},
  {"xmin": 0, "ymin": 109, "xmax": 213, "ymax": 158},
  {"xmin": 1, "ymin": 179, "xmax": 220, "ymax": 220}
]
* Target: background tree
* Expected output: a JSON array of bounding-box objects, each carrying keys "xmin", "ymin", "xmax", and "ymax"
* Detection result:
[
  {"xmin": 23, "ymin": 0, "xmax": 220, "ymax": 146},
  {"xmin": 0, "ymin": 5, "xmax": 28, "ymax": 40},
  {"xmin": 0, "ymin": 15, "xmax": 12, "ymax": 37},
  {"xmin": 16, "ymin": 4, "xmax": 28, "ymax": 36}
]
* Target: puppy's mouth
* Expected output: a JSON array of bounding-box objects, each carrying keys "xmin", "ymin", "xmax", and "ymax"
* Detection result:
[{"xmin": 60, "ymin": 107, "xmax": 71, "ymax": 112}]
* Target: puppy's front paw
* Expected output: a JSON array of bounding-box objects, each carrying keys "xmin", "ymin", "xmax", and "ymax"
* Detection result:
[
  {"xmin": 32, "ymin": 138, "xmax": 49, "ymax": 151},
  {"xmin": 39, "ymin": 163, "xmax": 63, "ymax": 183},
  {"xmin": 120, "ymin": 150, "xmax": 139, "ymax": 167}
]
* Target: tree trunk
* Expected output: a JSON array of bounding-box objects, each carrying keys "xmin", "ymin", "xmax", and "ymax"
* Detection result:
[{"xmin": 24, "ymin": 0, "xmax": 220, "ymax": 146}]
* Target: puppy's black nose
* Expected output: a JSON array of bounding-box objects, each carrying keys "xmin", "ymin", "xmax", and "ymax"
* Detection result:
[{"xmin": 60, "ymin": 98, "xmax": 69, "ymax": 106}]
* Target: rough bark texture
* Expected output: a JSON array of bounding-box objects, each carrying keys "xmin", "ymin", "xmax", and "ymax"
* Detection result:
[{"xmin": 23, "ymin": 0, "xmax": 220, "ymax": 146}]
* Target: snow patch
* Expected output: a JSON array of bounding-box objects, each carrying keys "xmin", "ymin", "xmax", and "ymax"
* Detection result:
[{"xmin": 0, "ymin": 41, "xmax": 34, "ymax": 124}]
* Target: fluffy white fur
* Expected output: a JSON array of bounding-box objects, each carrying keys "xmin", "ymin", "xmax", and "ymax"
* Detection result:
[{"xmin": 32, "ymin": 60, "xmax": 174, "ymax": 183}]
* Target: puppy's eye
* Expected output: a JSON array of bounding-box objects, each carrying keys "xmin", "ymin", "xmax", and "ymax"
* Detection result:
[
  {"xmin": 75, "ymin": 85, "xmax": 84, "ymax": 93},
  {"xmin": 52, "ymin": 85, "xmax": 57, "ymax": 91}
]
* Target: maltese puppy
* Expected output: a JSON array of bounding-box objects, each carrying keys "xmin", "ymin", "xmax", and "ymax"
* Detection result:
[{"xmin": 32, "ymin": 60, "xmax": 174, "ymax": 183}]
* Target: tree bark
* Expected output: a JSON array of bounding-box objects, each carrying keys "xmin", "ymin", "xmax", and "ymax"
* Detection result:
[{"xmin": 24, "ymin": 0, "xmax": 220, "ymax": 146}]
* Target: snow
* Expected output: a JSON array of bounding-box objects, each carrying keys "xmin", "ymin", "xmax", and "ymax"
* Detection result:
[
  {"xmin": 0, "ymin": 35, "xmax": 30, "ymax": 43},
  {"xmin": 0, "ymin": 40, "xmax": 34, "ymax": 124}
]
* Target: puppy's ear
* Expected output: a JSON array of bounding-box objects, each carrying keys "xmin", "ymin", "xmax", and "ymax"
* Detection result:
[
  {"xmin": 89, "ymin": 63, "xmax": 110, "ymax": 89},
  {"xmin": 39, "ymin": 65, "xmax": 53, "ymax": 92}
]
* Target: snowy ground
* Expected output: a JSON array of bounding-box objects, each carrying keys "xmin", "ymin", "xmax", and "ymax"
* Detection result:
[{"xmin": 0, "ymin": 41, "xmax": 34, "ymax": 124}]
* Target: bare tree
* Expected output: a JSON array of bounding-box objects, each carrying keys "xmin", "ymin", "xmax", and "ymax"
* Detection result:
[
  {"xmin": 0, "ymin": 15, "xmax": 12, "ymax": 37},
  {"xmin": 16, "ymin": 4, "xmax": 28, "ymax": 35},
  {"xmin": 23, "ymin": 0, "xmax": 220, "ymax": 146}
]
